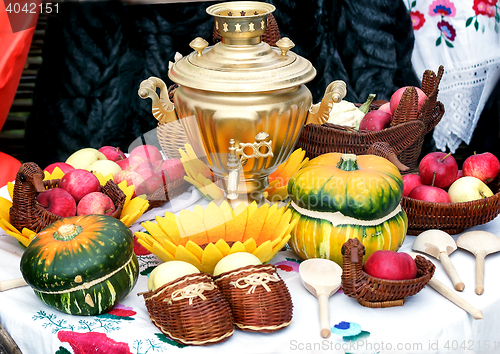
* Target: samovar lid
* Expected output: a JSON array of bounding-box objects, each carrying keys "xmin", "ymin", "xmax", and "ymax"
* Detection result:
[{"xmin": 168, "ymin": 1, "xmax": 316, "ymax": 93}]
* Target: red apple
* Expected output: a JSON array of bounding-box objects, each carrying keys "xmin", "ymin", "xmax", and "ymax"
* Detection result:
[
  {"xmin": 134, "ymin": 160, "xmax": 162, "ymax": 181},
  {"xmin": 462, "ymin": 152, "xmax": 500, "ymax": 184},
  {"xmin": 36, "ymin": 188, "xmax": 77, "ymax": 217},
  {"xmin": 77, "ymin": 192, "xmax": 116, "ymax": 216},
  {"xmin": 390, "ymin": 86, "xmax": 427, "ymax": 115},
  {"xmin": 408, "ymin": 185, "xmax": 451, "ymax": 203},
  {"xmin": 418, "ymin": 152, "xmax": 458, "ymax": 189},
  {"xmin": 98, "ymin": 146, "xmax": 126, "ymax": 162},
  {"xmin": 157, "ymin": 158, "xmax": 185, "ymax": 183},
  {"xmin": 144, "ymin": 175, "xmax": 165, "ymax": 195},
  {"xmin": 456, "ymin": 170, "xmax": 464, "ymax": 180},
  {"xmin": 402, "ymin": 174, "xmax": 423, "ymax": 197},
  {"xmin": 113, "ymin": 170, "xmax": 147, "ymax": 197},
  {"xmin": 363, "ymin": 250, "xmax": 417, "ymax": 280},
  {"xmin": 129, "ymin": 144, "xmax": 163, "ymax": 162},
  {"xmin": 59, "ymin": 169, "xmax": 101, "ymax": 203},
  {"xmin": 378, "ymin": 102, "xmax": 391, "ymax": 114},
  {"xmin": 359, "ymin": 110, "xmax": 393, "ymax": 131},
  {"xmin": 43, "ymin": 162, "xmax": 75, "ymax": 175}
]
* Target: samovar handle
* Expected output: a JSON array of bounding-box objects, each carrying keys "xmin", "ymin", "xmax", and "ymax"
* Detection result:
[
  {"xmin": 306, "ymin": 80, "xmax": 347, "ymax": 125},
  {"xmin": 138, "ymin": 77, "xmax": 177, "ymax": 124}
]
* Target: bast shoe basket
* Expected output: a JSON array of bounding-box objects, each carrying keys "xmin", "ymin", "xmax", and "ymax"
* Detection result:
[
  {"xmin": 341, "ymin": 238, "xmax": 435, "ymax": 308},
  {"xmin": 296, "ymin": 67, "xmax": 445, "ymax": 172},
  {"xmin": 214, "ymin": 264, "xmax": 293, "ymax": 333},
  {"xmin": 141, "ymin": 273, "xmax": 234, "ymax": 346}
]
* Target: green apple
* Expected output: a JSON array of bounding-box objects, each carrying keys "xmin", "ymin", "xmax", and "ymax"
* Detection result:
[
  {"xmin": 85, "ymin": 159, "xmax": 122, "ymax": 178},
  {"xmin": 66, "ymin": 148, "xmax": 107, "ymax": 169},
  {"xmin": 448, "ymin": 176, "xmax": 494, "ymax": 203},
  {"xmin": 213, "ymin": 252, "xmax": 262, "ymax": 276},
  {"xmin": 147, "ymin": 261, "xmax": 200, "ymax": 291}
]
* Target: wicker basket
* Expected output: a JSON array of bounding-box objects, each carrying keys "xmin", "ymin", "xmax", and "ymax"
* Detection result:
[
  {"xmin": 341, "ymin": 238, "xmax": 435, "ymax": 308},
  {"xmin": 214, "ymin": 264, "xmax": 293, "ymax": 333},
  {"xmin": 9, "ymin": 162, "xmax": 125, "ymax": 234},
  {"xmin": 296, "ymin": 67, "xmax": 445, "ymax": 172},
  {"xmin": 401, "ymin": 175, "xmax": 500, "ymax": 236},
  {"xmin": 142, "ymin": 273, "xmax": 234, "ymax": 346},
  {"xmin": 146, "ymin": 178, "xmax": 190, "ymax": 212}
]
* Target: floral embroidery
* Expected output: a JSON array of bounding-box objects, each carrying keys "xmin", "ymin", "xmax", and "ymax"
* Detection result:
[
  {"xmin": 428, "ymin": 0, "xmax": 457, "ymax": 16},
  {"xmin": 467, "ymin": 0, "xmax": 499, "ymax": 32},
  {"xmin": 427, "ymin": 0, "xmax": 457, "ymax": 47},
  {"xmin": 410, "ymin": 10, "xmax": 426, "ymax": 30},
  {"xmin": 330, "ymin": 321, "xmax": 370, "ymax": 342},
  {"xmin": 57, "ymin": 331, "xmax": 132, "ymax": 354},
  {"xmin": 99, "ymin": 304, "xmax": 136, "ymax": 321},
  {"xmin": 275, "ymin": 257, "xmax": 302, "ymax": 273}
]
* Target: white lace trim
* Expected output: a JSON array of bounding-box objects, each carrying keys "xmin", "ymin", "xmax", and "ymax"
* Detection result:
[{"xmin": 433, "ymin": 58, "xmax": 500, "ymax": 152}]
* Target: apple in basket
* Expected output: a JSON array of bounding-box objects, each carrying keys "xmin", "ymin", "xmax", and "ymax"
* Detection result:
[
  {"xmin": 358, "ymin": 110, "xmax": 392, "ymax": 131},
  {"xmin": 418, "ymin": 152, "xmax": 458, "ymax": 189},
  {"xmin": 43, "ymin": 162, "xmax": 75, "ymax": 174},
  {"xmin": 363, "ymin": 250, "xmax": 417, "ymax": 280},
  {"xmin": 402, "ymin": 174, "xmax": 423, "ymax": 197},
  {"xmin": 157, "ymin": 158, "xmax": 185, "ymax": 183},
  {"xmin": 59, "ymin": 169, "xmax": 101, "ymax": 203},
  {"xmin": 85, "ymin": 159, "xmax": 122, "ymax": 178},
  {"xmin": 148, "ymin": 261, "xmax": 200, "ymax": 291},
  {"xmin": 408, "ymin": 185, "xmax": 451, "ymax": 203},
  {"xmin": 77, "ymin": 192, "xmax": 116, "ymax": 216},
  {"xmin": 129, "ymin": 144, "xmax": 163, "ymax": 163},
  {"xmin": 113, "ymin": 170, "xmax": 147, "ymax": 197},
  {"xmin": 448, "ymin": 176, "xmax": 494, "ymax": 203},
  {"xmin": 390, "ymin": 86, "xmax": 427, "ymax": 115},
  {"xmin": 65, "ymin": 147, "xmax": 107, "ymax": 170},
  {"xmin": 36, "ymin": 187, "xmax": 77, "ymax": 217},
  {"xmin": 98, "ymin": 146, "xmax": 126, "ymax": 162},
  {"xmin": 462, "ymin": 152, "xmax": 500, "ymax": 184}
]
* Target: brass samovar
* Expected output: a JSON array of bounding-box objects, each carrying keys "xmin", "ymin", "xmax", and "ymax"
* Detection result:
[{"xmin": 139, "ymin": 1, "xmax": 346, "ymax": 203}]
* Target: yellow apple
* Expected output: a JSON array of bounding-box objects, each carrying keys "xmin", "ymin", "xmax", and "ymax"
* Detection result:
[
  {"xmin": 448, "ymin": 176, "xmax": 494, "ymax": 203},
  {"xmin": 147, "ymin": 261, "xmax": 200, "ymax": 291},
  {"xmin": 213, "ymin": 252, "xmax": 262, "ymax": 276},
  {"xmin": 66, "ymin": 148, "xmax": 107, "ymax": 169},
  {"xmin": 85, "ymin": 160, "xmax": 122, "ymax": 178}
]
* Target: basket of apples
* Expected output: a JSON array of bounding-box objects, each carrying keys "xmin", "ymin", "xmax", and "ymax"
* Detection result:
[
  {"xmin": 401, "ymin": 151, "xmax": 500, "ymax": 235},
  {"xmin": 296, "ymin": 66, "xmax": 445, "ymax": 172}
]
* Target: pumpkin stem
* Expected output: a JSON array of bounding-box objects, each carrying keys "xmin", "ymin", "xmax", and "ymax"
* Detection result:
[
  {"xmin": 54, "ymin": 224, "xmax": 83, "ymax": 241},
  {"xmin": 336, "ymin": 154, "xmax": 359, "ymax": 171}
]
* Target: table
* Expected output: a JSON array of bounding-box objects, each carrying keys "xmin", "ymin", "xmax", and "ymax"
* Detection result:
[{"xmin": 1, "ymin": 185, "xmax": 499, "ymax": 354}]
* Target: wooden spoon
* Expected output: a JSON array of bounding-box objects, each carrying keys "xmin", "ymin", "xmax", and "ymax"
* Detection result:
[
  {"xmin": 413, "ymin": 229, "xmax": 464, "ymax": 291},
  {"xmin": 299, "ymin": 258, "xmax": 342, "ymax": 338},
  {"xmin": 0, "ymin": 277, "xmax": 27, "ymax": 292},
  {"xmin": 407, "ymin": 252, "xmax": 483, "ymax": 320},
  {"xmin": 457, "ymin": 230, "xmax": 500, "ymax": 295}
]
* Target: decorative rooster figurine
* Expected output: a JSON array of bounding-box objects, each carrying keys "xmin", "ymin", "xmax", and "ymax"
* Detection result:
[{"xmin": 9, "ymin": 162, "xmax": 61, "ymax": 234}]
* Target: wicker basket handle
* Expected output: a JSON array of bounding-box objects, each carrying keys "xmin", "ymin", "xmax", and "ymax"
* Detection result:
[{"xmin": 138, "ymin": 77, "xmax": 177, "ymax": 124}]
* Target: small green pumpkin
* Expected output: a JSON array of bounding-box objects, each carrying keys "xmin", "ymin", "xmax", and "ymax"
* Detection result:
[
  {"xmin": 287, "ymin": 153, "xmax": 407, "ymax": 265},
  {"xmin": 20, "ymin": 214, "xmax": 139, "ymax": 316}
]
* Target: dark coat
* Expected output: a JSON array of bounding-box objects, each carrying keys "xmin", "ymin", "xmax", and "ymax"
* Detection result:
[{"xmin": 25, "ymin": 0, "xmax": 420, "ymax": 167}]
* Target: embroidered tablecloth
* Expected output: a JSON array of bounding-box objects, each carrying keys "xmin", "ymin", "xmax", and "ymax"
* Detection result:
[{"xmin": 1, "ymin": 185, "xmax": 499, "ymax": 354}]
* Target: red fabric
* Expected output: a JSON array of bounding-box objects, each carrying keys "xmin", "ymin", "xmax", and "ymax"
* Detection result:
[
  {"xmin": 0, "ymin": 1, "xmax": 37, "ymax": 131},
  {"xmin": 0, "ymin": 151, "xmax": 21, "ymax": 185}
]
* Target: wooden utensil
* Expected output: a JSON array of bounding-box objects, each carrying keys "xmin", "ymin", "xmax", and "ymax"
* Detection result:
[
  {"xmin": 0, "ymin": 277, "xmax": 27, "ymax": 292},
  {"xmin": 407, "ymin": 252, "xmax": 483, "ymax": 319},
  {"xmin": 456, "ymin": 230, "xmax": 500, "ymax": 295},
  {"xmin": 299, "ymin": 258, "xmax": 342, "ymax": 338},
  {"xmin": 412, "ymin": 229, "xmax": 464, "ymax": 291}
]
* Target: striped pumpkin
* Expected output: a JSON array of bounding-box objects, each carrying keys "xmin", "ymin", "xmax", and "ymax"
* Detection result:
[
  {"xmin": 20, "ymin": 214, "xmax": 139, "ymax": 316},
  {"xmin": 287, "ymin": 153, "xmax": 408, "ymax": 265}
]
